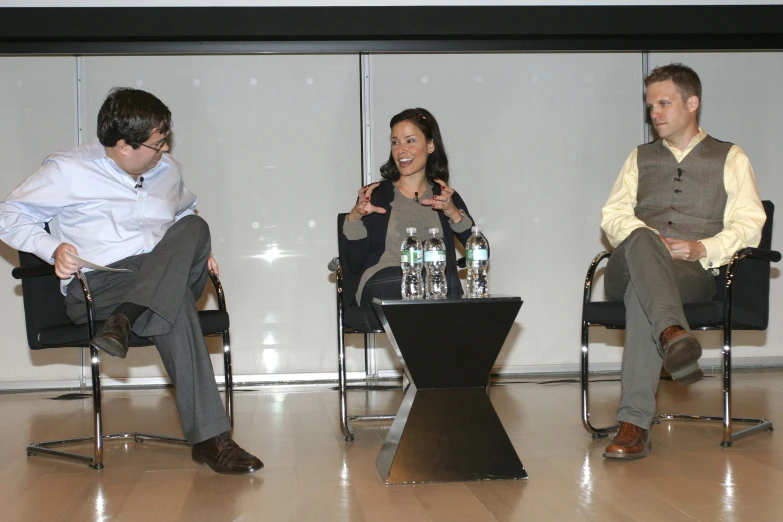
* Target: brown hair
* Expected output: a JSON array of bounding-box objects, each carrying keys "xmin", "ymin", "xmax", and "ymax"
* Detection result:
[{"xmin": 644, "ymin": 63, "xmax": 702, "ymax": 103}]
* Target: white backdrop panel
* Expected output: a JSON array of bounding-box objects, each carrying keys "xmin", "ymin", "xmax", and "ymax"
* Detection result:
[
  {"xmin": 651, "ymin": 52, "xmax": 783, "ymax": 358},
  {"xmin": 79, "ymin": 55, "xmax": 361, "ymax": 379},
  {"xmin": 0, "ymin": 57, "xmax": 80, "ymax": 383},
  {"xmin": 5, "ymin": 52, "xmax": 780, "ymax": 386},
  {"xmin": 369, "ymin": 53, "xmax": 643, "ymax": 371}
]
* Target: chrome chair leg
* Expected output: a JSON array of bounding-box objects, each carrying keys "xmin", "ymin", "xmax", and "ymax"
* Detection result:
[
  {"xmin": 90, "ymin": 344, "xmax": 104, "ymax": 469},
  {"xmin": 25, "ymin": 271, "xmax": 194, "ymax": 469},
  {"xmin": 337, "ymin": 296, "xmax": 353, "ymax": 441},
  {"xmin": 26, "ymin": 345, "xmax": 188, "ymax": 469},
  {"xmin": 656, "ymin": 326, "xmax": 773, "ymax": 446},
  {"xmin": 223, "ymin": 329, "xmax": 234, "ymax": 426},
  {"xmin": 581, "ymin": 322, "xmax": 619, "ymax": 438}
]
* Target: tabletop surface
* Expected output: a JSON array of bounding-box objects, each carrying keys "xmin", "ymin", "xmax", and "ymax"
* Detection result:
[{"xmin": 373, "ymin": 295, "xmax": 521, "ymax": 306}]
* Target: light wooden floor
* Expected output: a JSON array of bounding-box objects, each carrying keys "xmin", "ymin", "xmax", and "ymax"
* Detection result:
[{"xmin": 1, "ymin": 370, "xmax": 782, "ymax": 522}]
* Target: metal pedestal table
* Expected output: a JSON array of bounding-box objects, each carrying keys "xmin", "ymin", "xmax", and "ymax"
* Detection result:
[{"xmin": 372, "ymin": 295, "xmax": 527, "ymax": 484}]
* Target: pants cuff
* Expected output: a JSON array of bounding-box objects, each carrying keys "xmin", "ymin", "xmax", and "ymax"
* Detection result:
[
  {"xmin": 616, "ymin": 413, "xmax": 653, "ymax": 431},
  {"xmin": 187, "ymin": 416, "xmax": 232, "ymax": 445}
]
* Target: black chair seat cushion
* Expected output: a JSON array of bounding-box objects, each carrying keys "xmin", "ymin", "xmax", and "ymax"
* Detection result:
[
  {"xmin": 584, "ymin": 301, "xmax": 765, "ymax": 330},
  {"xmin": 36, "ymin": 310, "xmax": 229, "ymax": 349},
  {"xmin": 344, "ymin": 305, "xmax": 384, "ymax": 333}
]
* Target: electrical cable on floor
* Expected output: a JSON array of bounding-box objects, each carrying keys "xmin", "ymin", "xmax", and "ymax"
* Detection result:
[{"xmin": 50, "ymin": 393, "xmax": 92, "ymax": 400}]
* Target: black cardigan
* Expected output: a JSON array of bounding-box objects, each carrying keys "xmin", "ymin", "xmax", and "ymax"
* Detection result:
[{"xmin": 342, "ymin": 180, "xmax": 480, "ymax": 303}]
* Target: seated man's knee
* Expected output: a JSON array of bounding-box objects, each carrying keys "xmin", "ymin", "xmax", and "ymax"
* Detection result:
[
  {"xmin": 625, "ymin": 227, "xmax": 659, "ymax": 248},
  {"xmin": 178, "ymin": 215, "xmax": 210, "ymax": 237}
]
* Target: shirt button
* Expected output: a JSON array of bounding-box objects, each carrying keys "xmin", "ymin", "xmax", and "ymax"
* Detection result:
[{"xmin": 709, "ymin": 262, "xmax": 713, "ymax": 267}]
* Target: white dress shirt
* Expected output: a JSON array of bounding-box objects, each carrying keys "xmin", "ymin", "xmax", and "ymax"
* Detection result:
[{"xmin": 0, "ymin": 138, "xmax": 197, "ymax": 280}]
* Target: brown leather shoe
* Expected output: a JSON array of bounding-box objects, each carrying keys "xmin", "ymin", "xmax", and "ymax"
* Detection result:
[
  {"xmin": 659, "ymin": 325, "xmax": 703, "ymax": 384},
  {"xmin": 91, "ymin": 313, "xmax": 131, "ymax": 359},
  {"xmin": 192, "ymin": 432, "xmax": 263, "ymax": 475},
  {"xmin": 603, "ymin": 422, "xmax": 651, "ymax": 460}
]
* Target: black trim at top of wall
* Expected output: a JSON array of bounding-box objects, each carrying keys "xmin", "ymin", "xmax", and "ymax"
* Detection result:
[{"xmin": 1, "ymin": 5, "xmax": 783, "ymax": 54}]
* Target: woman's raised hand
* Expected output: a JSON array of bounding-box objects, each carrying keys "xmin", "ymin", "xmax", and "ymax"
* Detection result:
[
  {"xmin": 347, "ymin": 182, "xmax": 387, "ymax": 221},
  {"xmin": 420, "ymin": 178, "xmax": 462, "ymax": 223}
]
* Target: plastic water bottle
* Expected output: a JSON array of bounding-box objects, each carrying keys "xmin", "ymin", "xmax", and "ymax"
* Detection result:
[
  {"xmin": 400, "ymin": 227, "xmax": 424, "ymax": 300},
  {"xmin": 423, "ymin": 228, "xmax": 448, "ymax": 299},
  {"xmin": 465, "ymin": 226, "xmax": 489, "ymax": 298}
]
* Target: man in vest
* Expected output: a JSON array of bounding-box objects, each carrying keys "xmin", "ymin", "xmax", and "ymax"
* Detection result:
[{"xmin": 600, "ymin": 63, "xmax": 765, "ymax": 460}]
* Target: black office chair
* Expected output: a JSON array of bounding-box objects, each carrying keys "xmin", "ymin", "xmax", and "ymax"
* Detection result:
[
  {"xmin": 581, "ymin": 200, "xmax": 780, "ymax": 447},
  {"xmin": 13, "ymin": 249, "xmax": 233, "ymax": 469},
  {"xmin": 328, "ymin": 213, "xmax": 394, "ymax": 442}
]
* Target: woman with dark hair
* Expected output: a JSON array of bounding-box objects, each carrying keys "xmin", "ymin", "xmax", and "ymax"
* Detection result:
[{"xmin": 342, "ymin": 108, "xmax": 481, "ymax": 321}]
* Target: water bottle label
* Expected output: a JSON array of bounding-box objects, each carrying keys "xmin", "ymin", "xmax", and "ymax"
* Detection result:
[
  {"xmin": 423, "ymin": 250, "xmax": 446, "ymax": 262},
  {"xmin": 401, "ymin": 250, "xmax": 423, "ymax": 264},
  {"xmin": 467, "ymin": 248, "xmax": 488, "ymax": 261}
]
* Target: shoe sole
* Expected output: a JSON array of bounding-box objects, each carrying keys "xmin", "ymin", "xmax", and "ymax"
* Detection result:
[
  {"xmin": 663, "ymin": 335, "xmax": 702, "ymax": 383},
  {"xmin": 91, "ymin": 337, "xmax": 128, "ymax": 359},
  {"xmin": 603, "ymin": 440, "xmax": 652, "ymax": 460}
]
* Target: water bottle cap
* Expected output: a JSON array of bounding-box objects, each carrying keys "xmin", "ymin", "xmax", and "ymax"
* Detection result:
[
  {"xmin": 406, "ymin": 227, "xmax": 417, "ymax": 235},
  {"xmin": 471, "ymin": 226, "xmax": 480, "ymax": 234},
  {"xmin": 429, "ymin": 228, "xmax": 440, "ymax": 235}
]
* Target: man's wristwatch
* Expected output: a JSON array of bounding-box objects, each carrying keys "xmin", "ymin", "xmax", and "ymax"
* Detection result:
[{"xmin": 450, "ymin": 208, "xmax": 466, "ymax": 224}]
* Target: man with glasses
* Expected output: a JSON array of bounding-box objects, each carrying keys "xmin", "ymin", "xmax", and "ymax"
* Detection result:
[{"xmin": 0, "ymin": 88, "xmax": 262, "ymax": 475}]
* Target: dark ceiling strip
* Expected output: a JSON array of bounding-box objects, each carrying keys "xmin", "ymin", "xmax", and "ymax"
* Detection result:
[{"xmin": 1, "ymin": 5, "xmax": 782, "ymax": 53}]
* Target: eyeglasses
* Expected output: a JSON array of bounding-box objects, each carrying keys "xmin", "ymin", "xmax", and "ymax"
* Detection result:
[{"xmin": 139, "ymin": 138, "xmax": 168, "ymax": 153}]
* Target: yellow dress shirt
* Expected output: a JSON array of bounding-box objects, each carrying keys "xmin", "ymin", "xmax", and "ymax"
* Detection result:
[{"xmin": 601, "ymin": 129, "xmax": 766, "ymax": 269}]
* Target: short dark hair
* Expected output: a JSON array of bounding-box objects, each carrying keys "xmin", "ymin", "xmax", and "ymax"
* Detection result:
[
  {"xmin": 379, "ymin": 108, "xmax": 450, "ymax": 184},
  {"xmin": 644, "ymin": 63, "xmax": 702, "ymax": 103},
  {"xmin": 97, "ymin": 88, "xmax": 172, "ymax": 148}
]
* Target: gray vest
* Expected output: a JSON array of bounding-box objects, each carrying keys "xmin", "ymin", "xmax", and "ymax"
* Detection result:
[{"xmin": 635, "ymin": 135, "xmax": 731, "ymax": 241}]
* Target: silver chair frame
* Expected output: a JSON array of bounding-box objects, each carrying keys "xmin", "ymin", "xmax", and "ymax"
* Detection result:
[
  {"xmin": 26, "ymin": 270, "xmax": 234, "ymax": 469},
  {"xmin": 331, "ymin": 258, "xmax": 394, "ymax": 442},
  {"xmin": 581, "ymin": 248, "xmax": 775, "ymax": 447}
]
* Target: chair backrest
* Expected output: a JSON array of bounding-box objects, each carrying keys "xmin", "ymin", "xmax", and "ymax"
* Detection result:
[
  {"xmin": 712, "ymin": 200, "xmax": 774, "ymax": 329},
  {"xmin": 17, "ymin": 250, "xmax": 73, "ymax": 349},
  {"xmin": 337, "ymin": 212, "xmax": 363, "ymax": 308}
]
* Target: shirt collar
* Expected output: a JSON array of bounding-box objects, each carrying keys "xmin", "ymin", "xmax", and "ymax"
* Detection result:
[
  {"xmin": 84, "ymin": 138, "xmax": 108, "ymax": 161},
  {"xmin": 84, "ymin": 137, "xmax": 167, "ymax": 177},
  {"xmin": 662, "ymin": 127, "xmax": 707, "ymax": 159}
]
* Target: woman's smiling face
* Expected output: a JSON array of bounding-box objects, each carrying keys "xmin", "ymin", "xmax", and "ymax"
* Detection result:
[{"xmin": 390, "ymin": 120, "xmax": 434, "ymax": 178}]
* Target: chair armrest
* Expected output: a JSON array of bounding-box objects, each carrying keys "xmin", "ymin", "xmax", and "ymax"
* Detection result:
[
  {"xmin": 208, "ymin": 271, "xmax": 228, "ymax": 313},
  {"xmin": 328, "ymin": 257, "xmax": 345, "ymax": 295},
  {"xmin": 69, "ymin": 271, "xmax": 98, "ymax": 339},
  {"xmin": 11, "ymin": 264, "xmax": 56, "ymax": 279},
  {"xmin": 722, "ymin": 246, "xmax": 780, "ymax": 327},
  {"xmin": 733, "ymin": 247, "xmax": 782, "ymax": 263},
  {"xmin": 583, "ymin": 251, "xmax": 612, "ymax": 305},
  {"xmin": 726, "ymin": 246, "xmax": 782, "ymax": 283}
]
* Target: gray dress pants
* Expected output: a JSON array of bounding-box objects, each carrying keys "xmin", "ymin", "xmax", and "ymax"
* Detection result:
[
  {"xmin": 64, "ymin": 215, "xmax": 231, "ymax": 444},
  {"xmin": 605, "ymin": 228, "xmax": 715, "ymax": 430}
]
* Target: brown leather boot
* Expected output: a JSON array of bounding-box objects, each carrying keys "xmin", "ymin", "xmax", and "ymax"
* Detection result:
[
  {"xmin": 192, "ymin": 432, "xmax": 263, "ymax": 475},
  {"xmin": 659, "ymin": 325, "xmax": 703, "ymax": 384},
  {"xmin": 603, "ymin": 421, "xmax": 651, "ymax": 460}
]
